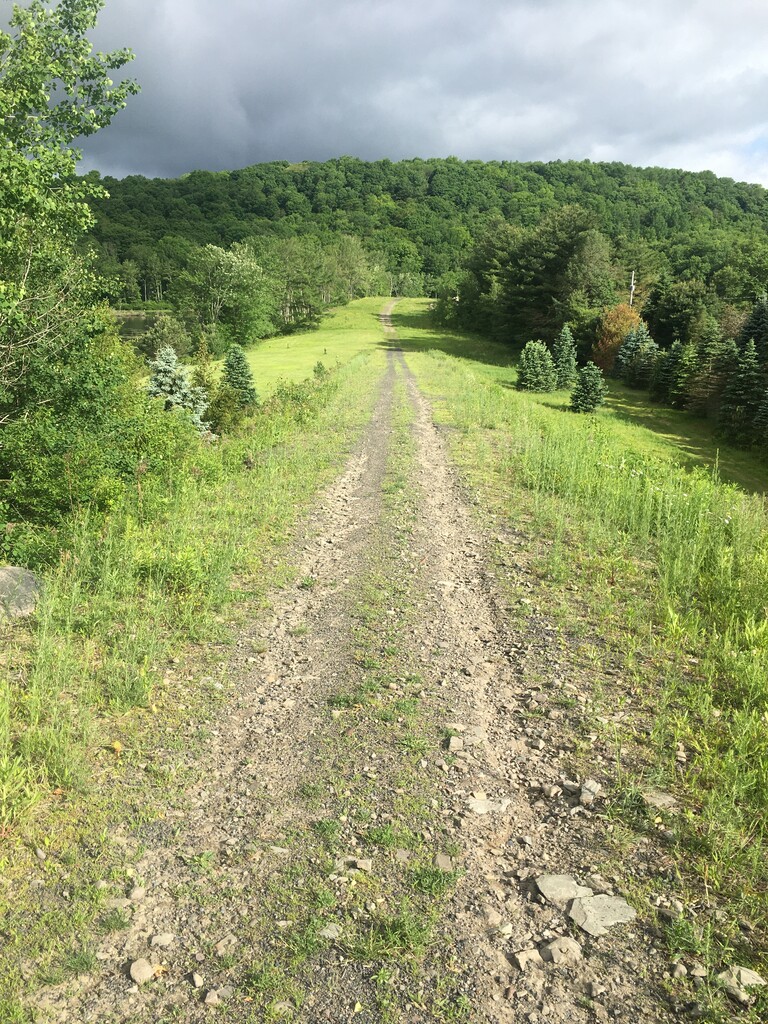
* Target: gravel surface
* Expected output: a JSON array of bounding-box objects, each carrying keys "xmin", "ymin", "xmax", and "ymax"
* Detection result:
[{"xmin": 29, "ymin": 305, "xmax": 679, "ymax": 1023}]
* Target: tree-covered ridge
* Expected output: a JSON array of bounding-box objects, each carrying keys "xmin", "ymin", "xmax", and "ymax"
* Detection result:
[{"xmin": 89, "ymin": 156, "xmax": 768, "ymax": 299}]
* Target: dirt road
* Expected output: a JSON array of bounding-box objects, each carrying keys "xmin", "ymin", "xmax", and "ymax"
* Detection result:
[{"xmin": 33, "ymin": 304, "xmax": 673, "ymax": 1022}]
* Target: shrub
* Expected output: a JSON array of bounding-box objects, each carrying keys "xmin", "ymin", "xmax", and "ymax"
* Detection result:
[
  {"xmin": 570, "ymin": 362, "xmax": 608, "ymax": 412},
  {"xmin": 516, "ymin": 340, "xmax": 558, "ymax": 392},
  {"xmin": 138, "ymin": 314, "xmax": 192, "ymax": 358}
]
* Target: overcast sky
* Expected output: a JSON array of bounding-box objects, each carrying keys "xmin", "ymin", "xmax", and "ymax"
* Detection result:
[{"xmin": 70, "ymin": 0, "xmax": 768, "ymax": 185}]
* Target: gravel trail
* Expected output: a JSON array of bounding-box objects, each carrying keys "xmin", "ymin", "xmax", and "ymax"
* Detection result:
[{"xmin": 31, "ymin": 304, "xmax": 674, "ymax": 1023}]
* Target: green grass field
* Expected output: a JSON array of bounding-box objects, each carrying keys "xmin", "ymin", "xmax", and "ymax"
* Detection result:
[
  {"xmin": 390, "ymin": 298, "xmax": 767, "ymax": 495},
  {"xmin": 245, "ymin": 297, "xmax": 388, "ymax": 396}
]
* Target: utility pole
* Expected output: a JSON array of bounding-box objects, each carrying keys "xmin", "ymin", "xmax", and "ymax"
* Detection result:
[{"xmin": 629, "ymin": 270, "xmax": 636, "ymax": 308}]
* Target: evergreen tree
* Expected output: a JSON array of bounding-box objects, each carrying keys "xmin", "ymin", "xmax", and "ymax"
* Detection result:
[
  {"xmin": 754, "ymin": 390, "xmax": 768, "ymax": 450},
  {"xmin": 553, "ymin": 325, "xmax": 578, "ymax": 388},
  {"xmin": 669, "ymin": 342, "xmax": 700, "ymax": 409},
  {"xmin": 516, "ymin": 340, "xmax": 558, "ymax": 392},
  {"xmin": 615, "ymin": 323, "xmax": 656, "ymax": 385},
  {"xmin": 718, "ymin": 338, "xmax": 766, "ymax": 445},
  {"xmin": 570, "ymin": 362, "xmax": 608, "ymax": 413},
  {"xmin": 148, "ymin": 345, "xmax": 208, "ymax": 430},
  {"xmin": 222, "ymin": 344, "xmax": 258, "ymax": 406},
  {"xmin": 687, "ymin": 322, "xmax": 725, "ymax": 416},
  {"xmin": 738, "ymin": 294, "xmax": 768, "ymax": 365},
  {"xmin": 191, "ymin": 331, "xmax": 216, "ymax": 394},
  {"xmin": 650, "ymin": 340, "xmax": 683, "ymax": 402}
]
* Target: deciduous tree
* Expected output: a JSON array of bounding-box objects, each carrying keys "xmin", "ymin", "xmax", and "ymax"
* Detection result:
[{"xmin": 0, "ymin": 0, "xmax": 138, "ymax": 412}]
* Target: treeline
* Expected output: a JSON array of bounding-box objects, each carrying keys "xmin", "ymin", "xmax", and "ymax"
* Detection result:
[
  {"xmin": 89, "ymin": 156, "xmax": 768, "ymax": 314},
  {"xmin": 124, "ymin": 234, "xmax": 376, "ymax": 358},
  {"xmin": 437, "ymin": 202, "xmax": 768, "ymax": 452}
]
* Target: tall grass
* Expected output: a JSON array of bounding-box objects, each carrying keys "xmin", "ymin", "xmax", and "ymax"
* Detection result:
[
  {"xmin": 0, "ymin": 353, "xmax": 382, "ymax": 826},
  {"xmin": 410, "ymin": 347, "xmax": 768, "ymax": 911}
]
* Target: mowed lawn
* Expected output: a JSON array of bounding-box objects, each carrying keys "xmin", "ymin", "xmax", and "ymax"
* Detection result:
[{"xmin": 245, "ymin": 297, "xmax": 388, "ymax": 395}]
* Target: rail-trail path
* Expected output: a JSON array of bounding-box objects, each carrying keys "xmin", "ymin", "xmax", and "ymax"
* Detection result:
[{"xmin": 32, "ymin": 303, "xmax": 673, "ymax": 1023}]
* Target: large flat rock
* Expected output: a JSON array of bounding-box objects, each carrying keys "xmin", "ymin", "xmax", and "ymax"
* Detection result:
[
  {"xmin": 536, "ymin": 874, "xmax": 594, "ymax": 911},
  {"xmin": 569, "ymin": 894, "xmax": 637, "ymax": 936},
  {"xmin": 0, "ymin": 567, "xmax": 40, "ymax": 621}
]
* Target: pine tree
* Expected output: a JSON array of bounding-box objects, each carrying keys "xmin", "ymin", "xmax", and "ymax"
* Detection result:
[
  {"xmin": 650, "ymin": 340, "xmax": 683, "ymax": 402},
  {"xmin": 669, "ymin": 342, "xmax": 700, "ymax": 409},
  {"xmin": 570, "ymin": 362, "xmax": 608, "ymax": 413},
  {"xmin": 754, "ymin": 390, "xmax": 768, "ymax": 450},
  {"xmin": 553, "ymin": 325, "xmax": 578, "ymax": 389},
  {"xmin": 615, "ymin": 323, "xmax": 657, "ymax": 386},
  {"xmin": 222, "ymin": 344, "xmax": 258, "ymax": 406},
  {"xmin": 687, "ymin": 323, "xmax": 725, "ymax": 416},
  {"xmin": 516, "ymin": 340, "xmax": 558, "ymax": 392},
  {"xmin": 614, "ymin": 326, "xmax": 642, "ymax": 380},
  {"xmin": 718, "ymin": 339, "xmax": 766, "ymax": 445},
  {"xmin": 739, "ymin": 294, "xmax": 768, "ymax": 365},
  {"xmin": 191, "ymin": 331, "xmax": 216, "ymax": 394},
  {"xmin": 148, "ymin": 345, "xmax": 208, "ymax": 430}
]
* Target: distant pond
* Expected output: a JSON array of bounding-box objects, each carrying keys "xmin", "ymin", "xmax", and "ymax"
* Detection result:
[{"xmin": 112, "ymin": 311, "xmax": 159, "ymax": 339}]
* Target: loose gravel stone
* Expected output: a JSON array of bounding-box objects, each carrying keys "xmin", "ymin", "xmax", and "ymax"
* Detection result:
[
  {"xmin": 536, "ymin": 874, "xmax": 594, "ymax": 911},
  {"xmin": 716, "ymin": 966, "xmax": 766, "ymax": 1005},
  {"xmin": 129, "ymin": 960, "xmax": 154, "ymax": 986},
  {"xmin": 541, "ymin": 936, "xmax": 582, "ymax": 966}
]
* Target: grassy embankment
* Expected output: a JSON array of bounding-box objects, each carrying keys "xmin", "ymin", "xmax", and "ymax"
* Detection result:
[
  {"xmin": 392, "ymin": 299, "xmax": 768, "ymax": 1017},
  {"xmin": 0, "ymin": 300, "xmax": 388, "ymax": 1020}
]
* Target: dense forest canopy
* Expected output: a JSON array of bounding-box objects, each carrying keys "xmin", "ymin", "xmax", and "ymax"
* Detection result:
[{"xmin": 89, "ymin": 156, "xmax": 768, "ymax": 301}]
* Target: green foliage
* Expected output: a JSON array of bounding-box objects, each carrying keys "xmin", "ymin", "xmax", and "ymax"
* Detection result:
[
  {"xmin": 718, "ymin": 338, "xmax": 766, "ymax": 445},
  {"xmin": 570, "ymin": 362, "xmax": 608, "ymax": 412},
  {"xmin": 500, "ymin": 205, "xmax": 601, "ymax": 344},
  {"xmin": 222, "ymin": 344, "xmax": 258, "ymax": 406},
  {"xmin": 755, "ymin": 391, "xmax": 768, "ymax": 451},
  {"xmin": 171, "ymin": 243, "xmax": 270, "ymax": 349},
  {"xmin": 643, "ymin": 274, "xmax": 712, "ymax": 347},
  {"xmin": 139, "ymin": 313, "xmax": 192, "ymax": 359},
  {"xmin": 516, "ymin": 340, "xmax": 558, "ymax": 393},
  {"xmin": 552, "ymin": 325, "xmax": 578, "ymax": 388},
  {"xmin": 738, "ymin": 293, "xmax": 768, "ymax": 365},
  {"xmin": 1, "ymin": 317, "xmax": 199, "ymax": 527},
  {"xmin": 0, "ymin": 0, "xmax": 138, "ymax": 397}
]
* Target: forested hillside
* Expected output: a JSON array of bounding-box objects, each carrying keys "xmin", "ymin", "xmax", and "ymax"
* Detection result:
[
  {"xmin": 90, "ymin": 156, "xmax": 768, "ymax": 304},
  {"xmin": 88, "ymin": 157, "xmax": 768, "ymax": 455}
]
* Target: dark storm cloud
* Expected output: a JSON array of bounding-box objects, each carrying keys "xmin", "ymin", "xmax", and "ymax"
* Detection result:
[{"xmin": 74, "ymin": 0, "xmax": 768, "ymax": 183}]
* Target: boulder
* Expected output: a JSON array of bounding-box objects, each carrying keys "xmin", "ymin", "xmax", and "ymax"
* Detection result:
[{"xmin": 0, "ymin": 567, "xmax": 40, "ymax": 622}]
